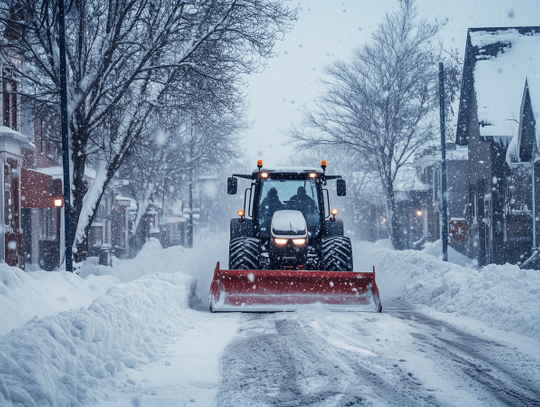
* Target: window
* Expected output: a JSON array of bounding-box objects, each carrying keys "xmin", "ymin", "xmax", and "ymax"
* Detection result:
[
  {"xmin": 2, "ymin": 67, "xmax": 18, "ymax": 130},
  {"xmin": 258, "ymin": 178, "xmax": 320, "ymax": 236},
  {"xmin": 39, "ymin": 208, "xmax": 58, "ymax": 240}
]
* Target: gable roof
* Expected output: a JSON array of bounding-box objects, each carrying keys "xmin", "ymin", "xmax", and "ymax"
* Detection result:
[
  {"xmin": 506, "ymin": 76, "xmax": 540, "ymax": 166},
  {"xmin": 456, "ymin": 26, "xmax": 540, "ymax": 145}
]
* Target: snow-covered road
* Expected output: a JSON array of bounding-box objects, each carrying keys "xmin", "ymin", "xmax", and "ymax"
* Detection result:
[
  {"xmin": 100, "ymin": 311, "xmax": 240, "ymax": 407},
  {"xmin": 1, "ymin": 235, "xmax": 540, "ymax": 406},
  {"xmin": 102, "ymin": 302, "xmax": 540, "ymax": 407}
]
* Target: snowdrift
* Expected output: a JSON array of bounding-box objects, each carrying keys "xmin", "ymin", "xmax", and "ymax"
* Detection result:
[
  {"xmin": 0, "ymin": 272, "xmax": 196, "ymax": 406},
  {"xmin": 370, "ymin": 243, "xmax": 540, "ymax": 340},
  {"xmin": 80, "ymin": 238, "xmax": 188, "ymax": 283},
  {"xmin": 0, "ymin": 264, "xmax": 117, "ymax": 336}
]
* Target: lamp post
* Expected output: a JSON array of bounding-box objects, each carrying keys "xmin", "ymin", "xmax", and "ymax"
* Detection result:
[{"xmin": 439, "ymin": 62, "xmax": 448, "ymax": 262}]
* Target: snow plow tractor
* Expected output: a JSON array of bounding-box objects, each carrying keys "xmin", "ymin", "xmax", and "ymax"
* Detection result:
[{"xmin": 209, "ymin": 160, "xmax": 382, "ymax": 312}]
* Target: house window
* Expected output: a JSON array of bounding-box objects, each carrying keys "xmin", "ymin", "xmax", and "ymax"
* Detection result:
[
  {"xmin": 4, "ymin": 159, "xmax": 19, "ymax": 231},
  {"xmin": 2, "ymin": 68, "xmax": 18, "ymax": 130},
  {"xmin": 35, "ymin": 117, "xmax": 44, "ymax": 154},
  {"xmin": 505, "ymin": 165, "xmax": 532, "ymax": 215},
  {"xmin": 39, "ymin": 208, "xmax": 58, "ymax": 240}
]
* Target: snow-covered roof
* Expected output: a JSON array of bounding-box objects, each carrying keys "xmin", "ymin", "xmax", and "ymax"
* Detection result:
[
  {"xmin": 0, "ymin": 125, "xmax": 35, "ymax": 149},
  {"xmin": 446, "ymin": 146, "xmax": 469, "ymax": 161},
  {"xmin": 393, "ymin": 167, "xmax": 430, "ymax": 193},
  {"xmin": 253, "ymin": 167, "xmax": 324, "ymax": 174},
  {"xmin": 37, "ymin": 166, "xmax": 63, "ymax": 179},
  {"xmin": 37, "ymin": 165, "xmax": 97, "ymax": 180},
  {"xmin": 115, "ymin": 195, "xmax": 137, "ymax": 210},
  {"xmin": 469, "ymin": 28, "xmax": 540, "ymax": 138},
  {"xmin": 506, "ymin": 76, "xmax": 540, "ymax": 166},
  {"xmin": 415, "ymin": 146, "xmax": 469, "ymax": 169}
]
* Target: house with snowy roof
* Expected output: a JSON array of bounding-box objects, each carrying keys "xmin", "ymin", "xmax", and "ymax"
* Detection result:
[
  {"xmin": 456, "ymin": 26, "xmax": 540, "ymax": 266},
  {"xmin": 413, "ymin": 143, "xmax": 469, "ymax": 254},
  {"xmin": 505, "ymin": 76, "xmax": 540, "ymax": 267}
]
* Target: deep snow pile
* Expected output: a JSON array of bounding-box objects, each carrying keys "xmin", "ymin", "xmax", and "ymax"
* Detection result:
[
  {"xmin": 0, "ymin": 238, "xmax": 199, "ymax": 337},
  {"xmin": 0, "ymin": 264, "xmax": 117, "ymax": 335},
  {"xmin": 371, "ymin": 241, "xmax": 540, "ymax": 340},
  {"xmin": 79, "ymin": 238, "xmax": 185, "ymax": 283},
  {"xmin": 0, "ymin": 272, "xmax": 197, "ymax": 406}
]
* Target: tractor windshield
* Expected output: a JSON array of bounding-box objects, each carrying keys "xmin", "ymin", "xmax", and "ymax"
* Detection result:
[{"xmin": 258, "ymin": 178, "xmax": 320, "ymax": 237}]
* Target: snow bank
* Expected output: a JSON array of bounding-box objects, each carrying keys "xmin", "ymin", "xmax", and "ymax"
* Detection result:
[
  {"xmin": 371, "ymin": 244, "xmax": 540, "ymax": 340},
  {"xmin": 0, "ymin": 238, "xmax": 187, "ymax": 337},
  {"xmin": 0, "ymin": 264, "xmax": 117, "ymax": 336},
  {"xmin": 0, "ymin": 272, "xmax": 196, "ymax": 406},
  {"xmin": 80, "ymin": 238, "xmax": 187, "ymax": 283}
]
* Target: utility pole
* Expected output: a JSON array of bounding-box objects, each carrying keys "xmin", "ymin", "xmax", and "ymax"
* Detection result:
[
  {"xmin": 59, "ymin": 0, "xmax": 73, "ymax": 272},
  {"xmin": 187, "ymin": 169, "xmax": 193, "ymax": 248},
  {"xmin": 439, "ymin": 62, "xmax": 448, "ymax": 262}
]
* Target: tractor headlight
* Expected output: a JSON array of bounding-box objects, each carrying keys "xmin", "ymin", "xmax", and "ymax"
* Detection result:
[
  {"xmin": 292, "ymin": 238, "xmax": 306, "ymax": 245},
  {"xmin": 274, "ymin": 238, "xmax": 288, "ymax": 245}
]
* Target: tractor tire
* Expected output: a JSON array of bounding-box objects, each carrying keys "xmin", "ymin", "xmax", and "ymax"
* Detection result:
[
  {"xmin": 229, "ymin": 237, "xmax": 260, "ymax": 270},
  {"xmin": 321, "ymin": 237, "xmax": 353, "ymax": 271}
]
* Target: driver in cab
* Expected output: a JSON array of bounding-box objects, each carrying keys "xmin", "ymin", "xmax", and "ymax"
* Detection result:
[
  {"xmin": 290, "ymin": 186, "xmax": 317, "ymax": 215},
  {"xmin": 260, "ymin": 187, "xmax": 284, "ymax": 227}
]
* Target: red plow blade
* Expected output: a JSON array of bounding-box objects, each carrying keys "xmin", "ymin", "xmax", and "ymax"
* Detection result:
[{"xmin": 209, "ymin": 262, "xmax": 382, "ymax": 312}]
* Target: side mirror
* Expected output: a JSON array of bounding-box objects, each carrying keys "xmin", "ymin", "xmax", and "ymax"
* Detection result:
[
  {"xmin": 337, "ymin": 179, "xmax": 346, "ymax": 196},
  {"xmin": 227, "ymin": 177, "xmax": 238, "ymax": 195}
]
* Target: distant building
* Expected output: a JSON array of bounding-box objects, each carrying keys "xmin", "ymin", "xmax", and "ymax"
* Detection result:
[
  {"xmin": 456, "ymin": 26, "xmax": 540, "ymax": 266},
  {"xmin": 505, "ymin": 76, "xmax": 540, "ymax": 267},
  {"xmin": 413, "ymin": 144, "xmax": 469, "ymax": 253}
]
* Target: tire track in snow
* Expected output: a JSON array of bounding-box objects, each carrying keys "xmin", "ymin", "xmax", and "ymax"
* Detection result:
[
  {"xmin": 217, "ymin": 313, "xmax": 351, "ymax": 406},
  {"xmin": 216, "ymin": 311, "xmax": 444, "ymax": 406},
  {"xmin": 388, "ymin": 301, "xmax": 540, "ymax": 407}
]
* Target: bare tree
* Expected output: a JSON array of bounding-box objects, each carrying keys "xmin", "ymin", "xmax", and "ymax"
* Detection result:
[
  {"xmin": 290, "ymin": 0, "xmax": 455, "ymax": 250},
  {"xmin": 0, "ymin": 0, "xmax": 296, "ymax": 264},
  {"xmin": 121, "ymin": 106, "xmax": 244, "ymax": 246}
]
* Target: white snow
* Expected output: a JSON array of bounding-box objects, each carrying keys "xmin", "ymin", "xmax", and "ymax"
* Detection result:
[
  {"xmin": 271, "ymin": 210, "xmax": 307, "ymax": 236},
  {"xmin": 0, "ymin": 272, "xmax": 196, "ymax": 406},
  {"xmin": 255, "ymin": 167, "xmax": 324, "ymax": 174},
  {"xmin": 357, "ymin": 240, "xmax": 540, "ymax": 340},
  {"xmin": 393, "ymin": 167, "xmax": 430, "ymax": 194},
  {"xmin": 0, "ymin": 265, "xmax": 117, "ymax": 336},
  {"xmin": 470, "ymin": 29, "xmax": 540, "ymax": 138},
  {"xmin": 1, "ymin": 233, "xmax": 539, "ymax": 405}
]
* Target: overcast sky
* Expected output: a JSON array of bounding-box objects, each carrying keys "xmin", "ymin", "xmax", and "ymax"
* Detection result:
[{"xmin": 240, "ymin": 0, "xmax": 540, "ymax": 168}]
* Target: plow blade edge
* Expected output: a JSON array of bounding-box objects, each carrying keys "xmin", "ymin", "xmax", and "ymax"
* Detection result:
[{"xmin": 209, "ymin": 262, "xmax": 382, "ymax": 312}]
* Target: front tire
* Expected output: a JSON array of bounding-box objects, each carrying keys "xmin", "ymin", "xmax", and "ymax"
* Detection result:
[
  {"xmin": 321, "ymin": 237, "xmax": 353, "ymax": 271},
  {"xmin": 229, "ymin": 237, "xmax": 260, "ymax": 270}
]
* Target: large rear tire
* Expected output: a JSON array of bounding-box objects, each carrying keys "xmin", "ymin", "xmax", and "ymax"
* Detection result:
[
  {"xmin": 229, "ymin": 237, "xmax": 260, "ymax": 270},
  {"xmin": 321, "ymin": 237, "xmax": 353, "ymax": 271}
]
